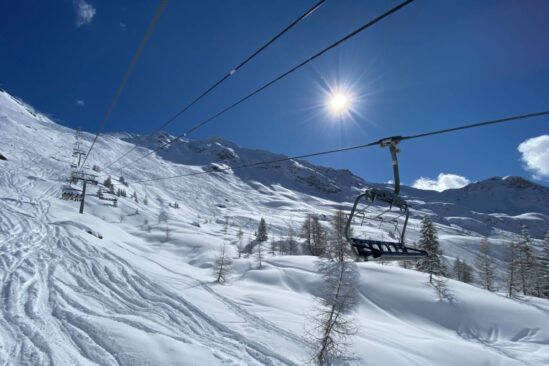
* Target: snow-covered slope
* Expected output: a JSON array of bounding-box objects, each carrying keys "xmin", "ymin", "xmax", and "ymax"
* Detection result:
[{"xmin": 1, "ymin": 88, "xmax": 548, "ymax": 365}]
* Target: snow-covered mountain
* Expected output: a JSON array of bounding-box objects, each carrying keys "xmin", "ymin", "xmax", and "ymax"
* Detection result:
[
  {"xmin": 1, "ymin": 88, "xmax": 548, "ymax": 365},
  {"xmin": 119, "ymin": 124, "xmax": 549, "ymax": 238}
]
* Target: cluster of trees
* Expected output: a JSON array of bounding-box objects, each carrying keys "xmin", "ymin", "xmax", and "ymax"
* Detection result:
[
  {"xmin": 215, "ymin": 213, "xmax": 545, "ymax": 298},
  {"xmin": 103, "ymin": 176, "xmax": 114, "ymax": 191},
  {"xmin": 214, "ymin": 210, "xmax": 353, "ymax": 277},
  {"xmin": 176, "ymin": 205, "xmax": 549, "ymax": 364},
  {"xmin": 102, "ymin": 176, "xmax": 142, "ymax": 204},
  {"xmin": 412, "ymin": 217, "xmax": 549, "ymax": 301},
  {"xmin": 507, "ymin": 226, "xmax": 548, "ymax": 298},
  {"xmin": 211, "ymin": 212, "xmax": 358, "ymax": 364}
]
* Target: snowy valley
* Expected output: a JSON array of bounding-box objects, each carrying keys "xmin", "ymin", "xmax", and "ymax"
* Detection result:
[{"xmin": 1, "ymin": 88, "xmax": 549, "ymax": 365}]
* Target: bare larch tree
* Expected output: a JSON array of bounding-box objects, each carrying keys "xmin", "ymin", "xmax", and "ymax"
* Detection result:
[
  {"xmin": 213, "ymin": 242, "xmax": 232, "ymax": 284},
  {"xmin": 475, "ymin": 237, "xmax": 496, "ymax": 291}
]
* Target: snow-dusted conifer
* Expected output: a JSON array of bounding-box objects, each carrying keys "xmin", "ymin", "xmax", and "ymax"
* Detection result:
[
  {"xmin": 254, "ymin": 218, "xmax": 268, "ymax": 268},
  {"xmin": 256, "ymin": 218, "xmax": 268, "ymax": 243},
  {"xmin": 416, "ymin": 216, "xmax": 447, "ymax": 283}
]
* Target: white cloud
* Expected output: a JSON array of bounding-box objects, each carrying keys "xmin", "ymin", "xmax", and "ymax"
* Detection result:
[
  {"xmin": 412, "ymin": 173, "xmax": 470, "ymax": 192},
  {"xmin": 76, "ymin": 99, "xmax": 85, "ymax": 106},
  {"xmin": 73, "ymin": 0, "xmax": 96, "ymax": 27},
  {"xmin": 518, "ymin": 134, "xmax": 549, "ymax": 181},
  {"xmin": 120, "ymin": 23, "xmax": 127, "ymax": 31}
]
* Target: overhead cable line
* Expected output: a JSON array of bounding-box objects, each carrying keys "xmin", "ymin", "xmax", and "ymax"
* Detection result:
[
  {"xmin": 104, "ymin": 0, "xmax": 326, "ymax": 170},
  {"xmin": 79, "ymin": 0, "xmax": 170, "ymax": 170},
  {"xmin": 119, "ymin": 0, "xmax": 416, "ymax": 171},
  {"xmin": 131, "ymin": 110, "xmax": 549, "ymax": 184},
  {"xmin": 401, "ymin": 110, "xmax": 549, "ymax": 141}
]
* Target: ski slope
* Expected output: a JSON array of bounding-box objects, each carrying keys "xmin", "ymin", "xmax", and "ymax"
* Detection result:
[{"xmin": 1, "ymin": 89, "xmax": 548, "ymax": 365}]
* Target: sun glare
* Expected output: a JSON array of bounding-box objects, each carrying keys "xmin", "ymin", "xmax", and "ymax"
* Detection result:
[{"xmin": 328, "ymin": 91, "xmax": 352, "ymax": 117}]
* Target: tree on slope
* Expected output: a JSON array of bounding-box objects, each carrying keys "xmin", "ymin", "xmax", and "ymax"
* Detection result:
[
  {"xmin": 255, "ymin": 218, "xmax": 268, "ymax": 269},
  {"xmin": 301, "ymin": 214, "xmax": 327, "ymax": 257},
  {"xmin": 507, "ymin": 241, "xmax": 521, "ymax": 298},
  {"xmin": 213, "ymin": 242, "xmax": 232, "ymax": 284},
  {"xmin": 517, "ymin": 225, "xmax": 539, "ymax": 296},
  {"xmin": 453, "ymin": 257, "xmax": 474, "ymax": 284},
  {"xmin": 256, "ymin": 218, "xmax": 268, "ymax": 242},
  {"xmin": 270, "ymin": 237, "xmax": 278, "ymax": 256},
  {"xmin": 310, "ymin": 259, "xmax": 358, "ymax": 365},
  {"xmin": 309, "ymin": 216, "xmax": 359, "ymax": 365},
  {"xmin": 286, "ymin": 224, "xmax": 298, "ymax": 255},
  {"xmin": 103, "ymin": 176, "xmax": 114, "ymax": 191},
  {"xmin": 416, "ymin": 216, "xmax": 447, "ymax": 283},
  {"xmin": 329, "ymin": 210, "xmax": 351, "ymax": 262},
  {"xmin": 256, "ymin": 239, "xmax": 264, "ymax": 269},
  {"xmin": 475, "ymin": 237, "xmax": 496, "ymax": 291},
  {"xmin": 158, "ymin": 210, "xmax": 168, "ymax": 224}
]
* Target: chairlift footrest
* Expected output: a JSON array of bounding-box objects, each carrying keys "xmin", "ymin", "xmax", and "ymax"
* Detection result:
[{"xmin": 350, "ymin": 238, "xmax": 427, "ymax": 261}]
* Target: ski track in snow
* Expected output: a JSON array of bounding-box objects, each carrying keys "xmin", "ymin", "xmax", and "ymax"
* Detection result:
[
  {"xmin": 0, "ymin": 165, "xmax": 299, "ymax": 366},
  {"xmin": 103, "ymin": 238, "xmax": 312, "ymax": 353}
]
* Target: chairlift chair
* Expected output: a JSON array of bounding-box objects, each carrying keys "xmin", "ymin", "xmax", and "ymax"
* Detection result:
[{"xmin": 345, "ymin": 137, "xmax": 427, "ymax": 261}]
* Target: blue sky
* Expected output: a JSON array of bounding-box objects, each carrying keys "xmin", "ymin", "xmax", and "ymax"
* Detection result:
[{"xmin": 1, "ymin": 0, "xmax": 548, "ymax": 188}]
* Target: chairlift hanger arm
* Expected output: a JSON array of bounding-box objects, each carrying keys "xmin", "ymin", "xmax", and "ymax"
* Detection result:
[{"xmin": 378, "ymin": 136, "xmax": 402, "ymax": 195}]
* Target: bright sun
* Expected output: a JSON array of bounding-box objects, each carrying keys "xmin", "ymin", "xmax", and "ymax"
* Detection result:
[{"xmin": 328, "ymin": 92, "xmax": 351, "ymax": 116}]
